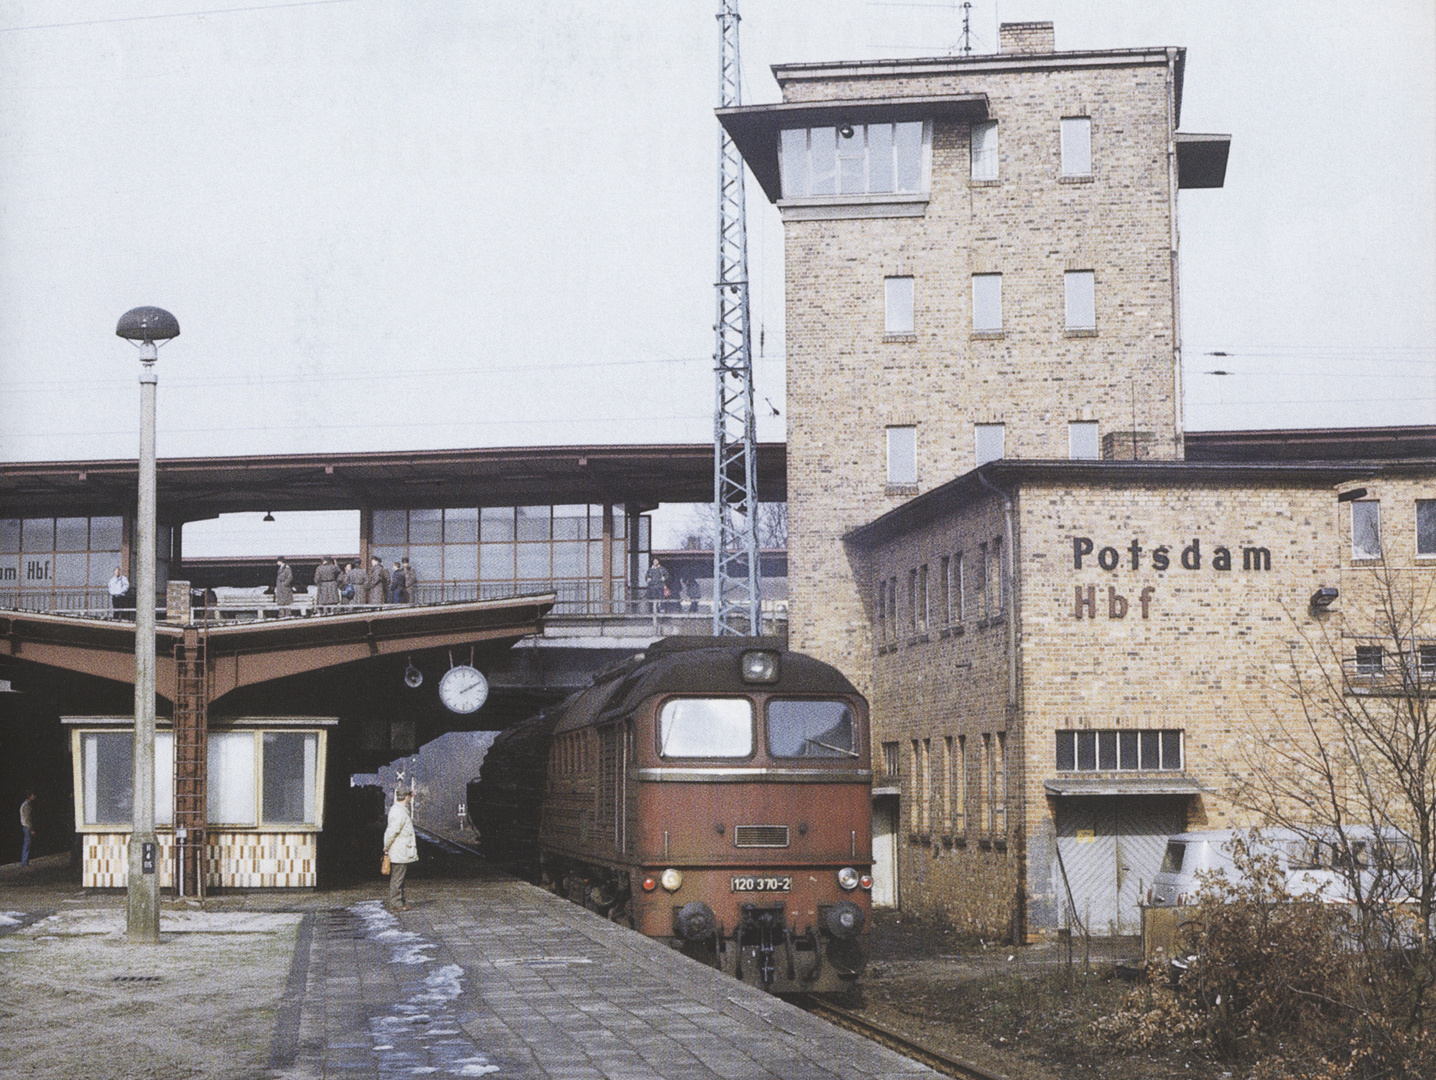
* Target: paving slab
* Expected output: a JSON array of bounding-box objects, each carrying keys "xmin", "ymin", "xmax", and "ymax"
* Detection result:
[{"xmin": 2, "ymin": 854, "xmax": 932, "ymax": 1079}]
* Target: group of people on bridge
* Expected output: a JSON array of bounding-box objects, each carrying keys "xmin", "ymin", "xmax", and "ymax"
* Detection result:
[{"xmin": 278, "ymin": 555, "xmax": 418, "ymax": 613}]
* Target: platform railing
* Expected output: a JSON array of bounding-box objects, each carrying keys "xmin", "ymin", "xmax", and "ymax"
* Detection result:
[{"xmin": 1, "ymin": 581, "xmax": 789, "ymax": 637}]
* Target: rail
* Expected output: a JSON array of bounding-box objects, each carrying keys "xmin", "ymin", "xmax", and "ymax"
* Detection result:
[
  {"xmin": 0, "ymin": 580, "xmax": 789, "ymax": 636},
  {"xmin": 793, "ymin": 996, "xmax": 1010, "ymax": 1080}
]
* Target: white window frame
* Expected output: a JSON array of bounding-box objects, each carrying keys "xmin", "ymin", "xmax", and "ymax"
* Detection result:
[
  {"xmin": 779, "ymin": 121, "xmax": 930, "ymax": 199},
  {"xmin": 1060, "ymin": 116, "xmax": 1092, "ymax": 176},
  {"xmin": 972, "ymin": 273, "xmax": 1003, "ymax": 332},
  {"xmin": 970, "ymin": 120, "xmax": 999, "ymax": 181},
  {"xmin": 975, "ymin": 423, "xmax": 1005, "ymax": 466},
  {"xmin": 1352, "ymin": 500, "xmax": 1382, "ymax": 559},
  {"xmin": 1416, "ymin": 499, "xmax": 1436, "ymax": 557},
  {"xmin": 885, "ymin": 276, "xmax": 915, "ymax": 335},
  {"xmin": 74, "ymin": 725, "xmax": 326, "ymax": 830},
  {"xmin": 1069, "ymin": 421, "xmax": 1100, "ymax": 460},
  {"xmin": 1064, "ymin": 270, "xmax": 1096, "ymax": 331},
  {"xmin": 887, "ymin": 425, "xmax": 917, "ymax": 485}
]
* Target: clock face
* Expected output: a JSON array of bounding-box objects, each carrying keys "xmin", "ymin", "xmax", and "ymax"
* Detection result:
[{"xmin": 439, "ymin": 665, "xmax": 489, "ymax": 714}]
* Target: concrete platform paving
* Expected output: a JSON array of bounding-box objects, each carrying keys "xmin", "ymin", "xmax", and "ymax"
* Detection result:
[{"xmin": 2, "ymin": 855, "xmax": 932, "ymax": 1079}]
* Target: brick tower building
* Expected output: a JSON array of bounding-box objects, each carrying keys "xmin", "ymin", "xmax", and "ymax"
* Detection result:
[{"xmin": 722, "ymin": 23, "xmax": 1435, "ymax": 939}]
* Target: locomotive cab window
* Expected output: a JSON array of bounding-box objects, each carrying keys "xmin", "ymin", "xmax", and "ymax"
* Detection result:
[
  {"xmin": 767, "ymin": 700, "xmax": 858, "ymax": 758},
  {"xmin": 658, "ymin": 698, "xmax": 753, "ymax": 758}
]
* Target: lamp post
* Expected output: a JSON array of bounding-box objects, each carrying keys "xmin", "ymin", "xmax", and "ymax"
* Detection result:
[{"xmin": 117, "ymin": 306, "xmax": 179, "ymax": 943}]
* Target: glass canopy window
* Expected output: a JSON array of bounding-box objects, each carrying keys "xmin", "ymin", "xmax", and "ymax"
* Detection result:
[
  {"xmin": 369, "ymin": 505, "xmax": 643, "ymax": 608},
  {"xmin": 779, "ymin": 121, "xmax": 928, "ymax": 199},
  {"xmin": 0, "ymin": 515, "xmax": 151, "ymax": 610}
]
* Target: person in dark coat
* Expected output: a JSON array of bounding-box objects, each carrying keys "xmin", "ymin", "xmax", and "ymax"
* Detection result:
[
  {"xmin": 313, "ymin": 556, "xmax": 341, "ymax": 611},
  {"xmin": 364, "ymin": 556, "xmax": 389, "ymax": 605},
  {"xmin": 389, "ymin": 561, "xmax": 407, "ymax": 604},
  {"xmin": 645, "ymin": 558, "xmax": 670, "ymax": 614},
  {"xmin": 401, "ymin": 556, "xmax": 418, "ymax": 605},
  {"xmin": 339, "ymin": 562, "xmax": 357, "ymax": 605},
  {"xmin": 275, "ymin": 557, "xmax": 294, "ymax": 613}
]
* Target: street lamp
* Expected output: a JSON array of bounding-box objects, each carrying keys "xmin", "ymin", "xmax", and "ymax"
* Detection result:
[{"xmin": 116, "ymin": 305, "xmax": 179, "ymax": 943}]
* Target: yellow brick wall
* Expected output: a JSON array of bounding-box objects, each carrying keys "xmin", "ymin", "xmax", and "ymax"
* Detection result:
[{"xmin": 783, "ymin": 54, "xmax": 1183, "ymax": 686}]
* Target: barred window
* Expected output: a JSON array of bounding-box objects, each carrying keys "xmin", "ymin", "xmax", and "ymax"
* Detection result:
[{"xmin": 1055, "ymin": 729, "xmax": 1183, "ymax": 772}]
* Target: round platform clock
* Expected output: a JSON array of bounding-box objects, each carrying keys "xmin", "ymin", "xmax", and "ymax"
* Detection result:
[{"xmin": 438, "ymin": 664, "xmax": 489, "ymax": 714}]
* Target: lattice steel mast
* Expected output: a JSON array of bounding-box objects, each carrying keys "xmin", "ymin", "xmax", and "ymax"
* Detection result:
[{"xmin": 712, "ymin": 0, "xmax": 761, "ymax": 636}]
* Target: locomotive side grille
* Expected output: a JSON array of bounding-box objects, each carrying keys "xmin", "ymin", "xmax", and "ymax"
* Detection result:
[{"xmin": 733, "ymin": 825, "xmax": 790, "ymax": 848}]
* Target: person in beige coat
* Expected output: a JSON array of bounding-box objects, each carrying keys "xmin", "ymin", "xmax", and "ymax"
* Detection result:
[{"xmin": 383, "ymin": 789, "xmax": 418, "ymax": 910}]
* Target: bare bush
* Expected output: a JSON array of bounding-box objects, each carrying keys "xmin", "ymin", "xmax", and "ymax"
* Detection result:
[{"xmin": 1094, "ymin": 838, "xmax": 1436, "ymax": 1078}]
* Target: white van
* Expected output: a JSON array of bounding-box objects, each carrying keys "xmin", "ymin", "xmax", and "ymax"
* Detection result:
[{"xmin": 1146, "ymin": 828, "xmax": 1412, "ymax": 908}]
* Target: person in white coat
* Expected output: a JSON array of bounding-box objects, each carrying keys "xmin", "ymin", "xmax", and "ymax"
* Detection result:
[{"xmin": 383, "ymin": 789, "xmax": 419, "ymax": 911}]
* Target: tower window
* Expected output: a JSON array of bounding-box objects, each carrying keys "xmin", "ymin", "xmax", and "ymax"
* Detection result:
[
  {"xmin": 975, "ymin": 423, "xmax": 1005, "ymax": 466},
  {"xmin": 970, "ymin": 120, "xmax": 999, "ymax": 181},
  {"xmin": 972, "ymin": 274, "xmax": 1003, "ymax": 332},
  {"xmin": 1060, "ymin": 117, "xmax": 1092, "ymax": 176},
  {"xmin": 779, "ymin": 122, "xmax": 927, "ymax": 199},
  {"xmin": 887, "ymin": 426, "xmax": 917, "ymax": 486},
  {"xmin": 885, "ymin": 276, "xmax": 915, "ymax": 334},
  {"xmin": 1069, "ymin": 421, "xmax": 1099, "ymax": 460},
  {"xmin": 1064, "ymin": 270, "xmax": 1096, "ymax": 331}
]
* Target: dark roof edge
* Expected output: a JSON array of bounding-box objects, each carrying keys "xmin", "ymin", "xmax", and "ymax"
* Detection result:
[
  {"xmin": 0, "ymin": 442, "xmax": 787, "ymax": 475},
  {"xmin": 844, "ymin": 458, "xmax": 1435, "ymax": 549},
  {"xmin": 771, "ymin": 46, "xmax": 1183, "ymax": 79}
]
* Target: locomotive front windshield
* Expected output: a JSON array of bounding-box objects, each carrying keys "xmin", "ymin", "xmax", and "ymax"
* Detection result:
[
  {"xmin": 767, "ymin": 699, "xmax": 858, "ymax": 758},
  {"xmin": 658, "ymin": 698, "xmax": 753, "ymax": 757}
]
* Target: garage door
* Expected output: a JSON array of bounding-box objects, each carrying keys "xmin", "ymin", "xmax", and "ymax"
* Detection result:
[{"xmin": 1053, "ymin": 796, "xmax": 1186, "ymax": 936}]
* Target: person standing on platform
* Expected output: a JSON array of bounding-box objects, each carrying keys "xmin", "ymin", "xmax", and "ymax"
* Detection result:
[
  {"xmin": 401, "ymin": 556, "xmax": 418, "ymax": 604},
  {"xmin": 108, "ymin": 567, "xmax": 130, "ymax": 619},
  {"xmin": 339, "ymin": 562, "xmax": 357, "ymax": 606},
  {"xmin": 19, "ymin": 791, "xmax": 35, "ymax": 867},
  {"xmin": 383, "ymin": 789, "xmax": 418, "ymax": 911},
  {"xmin": 274, "ymin": 557, "xmax": 294, "ymax": 615},
  {"xmin": 645, "ymin": 558, "xmax": 669, "ymax": 615},
  {"xmin": 313, "ymin": 556, "xmax": 341, "ymax": 612},
  {"xmin": 365, "ymin": 556, "xmax": 389, "ymax": 605},
  {"xmin": 389, "ymin": 561, "xmax": 407, "ymax": 604}
]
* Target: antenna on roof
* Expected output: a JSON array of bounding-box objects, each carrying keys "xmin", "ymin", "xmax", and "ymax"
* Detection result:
[{"xmin": 959, "ymin": 2, "xmax": 973, "ymax": 55}]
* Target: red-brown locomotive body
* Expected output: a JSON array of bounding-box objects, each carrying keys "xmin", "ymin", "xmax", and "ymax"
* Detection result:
[{"xmin": 473, "ymin": 638, "xmax": 873, "ymax": 994}]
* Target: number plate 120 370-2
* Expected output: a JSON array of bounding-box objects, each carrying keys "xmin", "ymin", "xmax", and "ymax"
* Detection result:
[{"xmin": 731, "ymin": 875, "xmax": 792, "ymax": 893}]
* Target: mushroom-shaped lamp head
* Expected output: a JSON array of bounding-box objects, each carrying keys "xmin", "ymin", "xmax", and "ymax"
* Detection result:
[{"xmin": 116, "ymin": 307, "xmax": 180, "ymax": 344}]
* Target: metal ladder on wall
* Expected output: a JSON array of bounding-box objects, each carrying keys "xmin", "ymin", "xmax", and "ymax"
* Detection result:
[{"xmin": 172, "ymin": 623, "xmax": 208, "ymax": 898}]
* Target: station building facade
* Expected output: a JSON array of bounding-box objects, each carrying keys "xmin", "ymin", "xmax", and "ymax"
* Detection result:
[
  {"xmin": 722, "ymin": 22, "xmax": 1436, "ymax": 937},
  {"xmin": 847, "ymin": 461, "xmax": 1436, "ymax": 937}
]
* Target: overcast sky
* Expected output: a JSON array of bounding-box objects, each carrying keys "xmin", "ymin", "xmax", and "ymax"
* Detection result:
[{"xmin": 1, "ymin": 1, "xmax": 1433, "ymax": 508}]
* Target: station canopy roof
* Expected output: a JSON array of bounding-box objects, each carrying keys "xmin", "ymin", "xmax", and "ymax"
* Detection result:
[{"xmin": 0, "ymin": 443, "xmax": 787, "ymax": 522}]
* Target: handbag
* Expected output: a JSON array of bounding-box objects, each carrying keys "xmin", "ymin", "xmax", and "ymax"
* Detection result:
[{"xmin": 381, "ymin": 853, "xmax": 391, "ymax": 875}]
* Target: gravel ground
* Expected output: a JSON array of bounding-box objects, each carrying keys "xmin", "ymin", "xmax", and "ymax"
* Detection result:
[{"xmin": 0, "ymin": 854, "xmax": 345, "ymax": 1080}]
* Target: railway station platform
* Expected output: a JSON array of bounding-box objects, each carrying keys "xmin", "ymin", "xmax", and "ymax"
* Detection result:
[{"xmin": 2, "ymin": 854, "xmax": 932, "ymax": 1080}]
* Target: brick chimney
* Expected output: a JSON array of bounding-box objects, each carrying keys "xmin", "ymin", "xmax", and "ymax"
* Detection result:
[{"xmin": 999, "ymin": 22, "xmax": 1056, "ymax": 55}]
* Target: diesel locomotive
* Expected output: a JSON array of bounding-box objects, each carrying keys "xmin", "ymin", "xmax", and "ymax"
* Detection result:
[{"xmin": 472, "ymin": 637, "xmax": 874, "ymax": 994}]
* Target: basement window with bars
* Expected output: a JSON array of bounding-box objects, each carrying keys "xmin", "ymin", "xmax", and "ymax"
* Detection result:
[{"xmin": 1055, "ymin": 729, "xmax": 1183, "ymax": 772}]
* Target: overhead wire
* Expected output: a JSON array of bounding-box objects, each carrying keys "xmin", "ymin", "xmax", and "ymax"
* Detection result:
[{"xmin": 0, "ymin": 0, "xmax": 365, "ymax": 34}]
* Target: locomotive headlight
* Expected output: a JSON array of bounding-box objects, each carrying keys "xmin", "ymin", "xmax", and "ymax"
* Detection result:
[
  {"xmin": 739, "ymin": 649, "xmax": 780, "ymax": 684},
  {"xmin": 659, "ymin": 868, "xmax": 684, "ymax": 892},
  {"xmin": 837, "ymin": 867, "xmax": 861, "ymax": 891},
  {"xmin": 824, "ymin": 900, "xmax": 867, "ymax": 940}
]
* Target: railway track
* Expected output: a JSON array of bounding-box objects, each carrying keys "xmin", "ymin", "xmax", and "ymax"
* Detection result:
[{"xmin": 794, "ymin": 996, "xmax": 1010, "ymax": 1080}]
